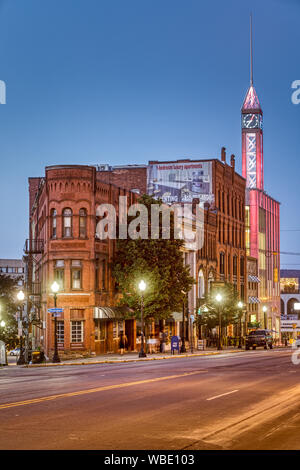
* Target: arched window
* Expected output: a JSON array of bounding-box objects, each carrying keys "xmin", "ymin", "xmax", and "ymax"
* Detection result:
[
  {"xmin": 198, "ymin": 269, "xmax": 205, "ymax": 299},
  {"xmin": 51, "ymin": 209, "xmax": 57, "ymax": 239},
  {"xmin": 287, "ymin": 298, "xmax": 300, "ymax": 315},
  {"xmin": 233, "ymin": 255, "xmax": 237, "ymax": 276},
  {"xmin": 79, "ymin": 208, "xmax": 87, "ymax": 238},
  {"xmin": 220, "ymin": 253, "xmax": 225, "ymax": 275},
  {"xmin": 63, "ymin": 208, "xmax": 72, "ymax": 238}
]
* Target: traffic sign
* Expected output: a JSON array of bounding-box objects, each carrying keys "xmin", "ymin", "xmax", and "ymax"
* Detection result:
[{"xmin": 48, "ymin": 308, "xmax": 64, "ymax": 313}]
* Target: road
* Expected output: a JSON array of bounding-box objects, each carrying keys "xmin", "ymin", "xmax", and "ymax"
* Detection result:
[{"xmin": 1, "ymin": 349, "xmax": 300, "ymax": 450}]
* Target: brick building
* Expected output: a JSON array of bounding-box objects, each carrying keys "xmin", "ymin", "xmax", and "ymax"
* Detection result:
[
  {"xmin": 27, "ymin": 165, "xmax": 139, "ymax": 358},
  {"xmin": 97, "ymin": 151, "xmax": 247, "ymax": 330}
]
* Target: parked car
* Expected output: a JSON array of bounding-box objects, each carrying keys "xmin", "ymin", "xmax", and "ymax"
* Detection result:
[
  {"xmin": 245, "ymin": 330, "xmax": 273, "ymax": 350},
  {"xmin": 9, "ymin": 347, "xmax": 20, "ymax": 356}
]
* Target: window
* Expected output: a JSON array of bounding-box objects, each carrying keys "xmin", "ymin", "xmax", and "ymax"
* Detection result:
[
  {"xmin": 102, "ymin": 259, "xmax": 106, "ymax": 290},
  {"xmin": 79, "ymin": 208, "xmax": 87, "ymax": 238},
  {"xmin": 57, "ymin": 321, "xmax": 64, "ymax": 344},
  {"xmin": 220, "ymin": 253, "xmax": 225, "ymax": 275},
  {"xmin": 51, "ymin": 209, "xmax": 57, "ymax": 239},
  {"xmin": 54, "ymin": 260, "xmax": 65, "ymax": 290},
  {"xmin": 71, "ymin": 260, "xmax": 82, "ymax": 289},
  {"xmin": 71, "ymin": 321, "xmax": 83, "ymax": 343},
  {"xmin": 63, "ymin": 208, "xmax": 72, "ymax": 238},
  {"xmin": 233, "ymin": 256, "xmax": 237, "ymax": 276}
]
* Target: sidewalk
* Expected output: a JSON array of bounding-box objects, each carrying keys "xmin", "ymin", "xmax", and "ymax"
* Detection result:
[{"xmin": 23, "ymin": 346, "xmax": 258, "ymax": 368}]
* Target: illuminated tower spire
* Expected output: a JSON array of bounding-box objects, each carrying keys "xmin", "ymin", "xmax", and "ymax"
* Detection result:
[
  {"xmin": 250, "ymin": 13, "xmax": 253, "ymax": 86},
  {"xmin": 241, "ymin": 14, "xmax": 264, "ymax": 190}
]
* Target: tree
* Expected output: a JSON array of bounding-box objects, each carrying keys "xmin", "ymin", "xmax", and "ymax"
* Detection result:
[
  {"xmin": 112, "ymin": 194, "xmax": 195, "ymax": 323},
  {"xmin": 196, "ymin": 282, "xmax": 241, "ymax": 331},
  {"xmin": 0, "ymin": 274, "xmax": 19, "ymax": 349}
]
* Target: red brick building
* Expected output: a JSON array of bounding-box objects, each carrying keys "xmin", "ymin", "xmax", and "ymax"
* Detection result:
[{"xmin": 27, "ymin": 165, "xmax": 139, "ymax": 358}]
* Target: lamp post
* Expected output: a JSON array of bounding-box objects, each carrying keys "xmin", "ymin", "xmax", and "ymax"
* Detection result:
[
  {"xmin": 180, "ymin": 290, "xmax": 187, "ymax": 353},
  {"xmin": 16, "ymin": 290, "xmax": 26, "ymax": 365},
  {"xmin": 51, "ymin": 281, "xmax": 61, "ymax": 363},
  {"xmin": 237, "ymin": 301, "xmax": 243, "ymax": 349},
  {"xmin": 262, "ymin": 305, "xmax": 267, "ymax": 330},
  {"xmin": 216, "ymin": 293, "xmax": 223, "ymax": 350},
  {"xmin": 138, "ymin": 280, "xmax": 147, "ymax": 358}
]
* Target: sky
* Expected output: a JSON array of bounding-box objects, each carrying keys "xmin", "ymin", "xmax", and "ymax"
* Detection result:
[{"xmin": 0, "ymin": 0, "xmax": 299, "ymax": 267}]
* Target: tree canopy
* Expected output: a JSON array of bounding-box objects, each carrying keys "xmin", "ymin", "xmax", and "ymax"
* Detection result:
[
  {"xmin": 112, "ymin": 194, "xmax": 195, "ymax": 322},
  {"xmin": 0, "ymin": 274, "xmax": 20, "ymax": 348},
  {"xmin": 196, "ymin": 282, "xmax": 243, "ymax": 330}
]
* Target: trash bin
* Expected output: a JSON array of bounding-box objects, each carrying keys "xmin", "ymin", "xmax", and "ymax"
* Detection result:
[{"xmin": 31, "ymin": 351, "xmax": 45, "ymax": 364}]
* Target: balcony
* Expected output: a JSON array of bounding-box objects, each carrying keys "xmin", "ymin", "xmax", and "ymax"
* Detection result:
[{"xmin": 24, "ymin": 239, "xmax": 44, "ymax": 254}]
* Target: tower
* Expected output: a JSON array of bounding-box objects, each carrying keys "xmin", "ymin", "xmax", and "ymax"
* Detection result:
[
  {"xmin": 241, "ymin": 14, "xmax": 264, "ymax": 190},
  {"xmin": 242, "ymin": 15, "xmax": 280, "ymax": 338}
]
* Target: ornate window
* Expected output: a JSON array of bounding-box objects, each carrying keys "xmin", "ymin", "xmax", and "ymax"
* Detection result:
[
  {"xmin": 63, "ymin": 208, "xmax": 72, "ymax": 238},
  {"xmin": 51, "ymin": 209, "xmax": 57, "ymax": 239},
  {"xmin": 79, "ymin": 208, "xmax": 87, "ymax": 238}
]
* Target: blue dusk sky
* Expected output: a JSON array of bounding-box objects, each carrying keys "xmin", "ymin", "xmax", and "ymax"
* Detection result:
[{"xmin": 0, "ymin": 0, "xmax": 299, "ymax": 267}]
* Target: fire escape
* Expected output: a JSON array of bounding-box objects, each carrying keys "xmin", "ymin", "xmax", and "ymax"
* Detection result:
[{"xmin": 23, "ymin": 239, "xmax": 44, "ymax": 330}]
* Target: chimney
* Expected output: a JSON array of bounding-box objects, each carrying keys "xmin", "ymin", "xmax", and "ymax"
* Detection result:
[
  {"xmin": 221, "ymin": 147, "xmax": 226, "ymax": 163},
  {"xmin": 231, "ymin": 154, "xmax": 235, "ymax": 170}
]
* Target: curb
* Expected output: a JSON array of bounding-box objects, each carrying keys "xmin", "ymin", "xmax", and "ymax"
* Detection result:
[{"xmin": 22, "ymin": 348, "xmax": 250, "ymax": 368}]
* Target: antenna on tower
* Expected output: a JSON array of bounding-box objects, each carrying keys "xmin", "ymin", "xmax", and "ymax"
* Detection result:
[{"xmin": 250, "ymin": 13, "xmax": 253, "ymax": 86}]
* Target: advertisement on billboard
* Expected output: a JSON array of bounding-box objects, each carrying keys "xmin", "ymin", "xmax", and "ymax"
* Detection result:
[{"xmin": 147, "ymin": 161, "xmax": 214, "ymax": 204}]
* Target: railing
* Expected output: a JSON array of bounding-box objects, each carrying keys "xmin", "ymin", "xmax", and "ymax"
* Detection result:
[{"xmin": 24, "ymin": 239, "xmax": 44, "ymax": 254}]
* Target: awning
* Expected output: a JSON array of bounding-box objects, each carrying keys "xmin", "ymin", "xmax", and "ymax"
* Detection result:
[
  {"xmin": 248, "ymin": 275, "xmax": 260, "ymax": 283},
  {"xmin": 171, "ymin": 311, "xmax": 183, "ymax": 322},
  {"xmin": 248, "ymin": 296, "xmax": 260, "ymax": 304},
  {"xmin": 94, "ymin": 306, "xmax": 134, "ymax": 320}
]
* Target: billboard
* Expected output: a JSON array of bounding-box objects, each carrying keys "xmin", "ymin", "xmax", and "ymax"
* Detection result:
[{"xmin": 147, "ymin": 161, "xmax": 214, "ymax": 204}]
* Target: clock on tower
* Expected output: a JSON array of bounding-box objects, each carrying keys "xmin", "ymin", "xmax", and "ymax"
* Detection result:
[{"xmin": 241, "ymin": 86, "xmax": 264, "ymax": 190}]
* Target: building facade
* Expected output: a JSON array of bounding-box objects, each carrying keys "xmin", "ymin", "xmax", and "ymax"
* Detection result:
[
  {"xmin": 242, "ymin": 83, "xmax": 281, "ymax": 337},
  {"xmin": 0, "ymin": 259, "xmax": 25, "ymax": 288},
  {"xmin": 27, "ymin": 165, "xmax": 139, "ymax": 358},
  {"xmin": 280, "ymin": 269, "xmax": 300, "ymax": 317}
]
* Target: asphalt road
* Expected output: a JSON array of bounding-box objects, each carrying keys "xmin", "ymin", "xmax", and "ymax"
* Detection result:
[{"xmin": 1, "ymin": 349, "xmax": 300, "ymax": 450}]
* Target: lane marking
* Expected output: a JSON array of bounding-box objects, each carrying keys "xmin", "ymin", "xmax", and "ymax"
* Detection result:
[
  {"xmin": 206, "ymin": 389, "xmax": 239, "ymax": 401},
  {"xmin": 0, "ymin": 370, "xmax": 207, "ymax": 410}
]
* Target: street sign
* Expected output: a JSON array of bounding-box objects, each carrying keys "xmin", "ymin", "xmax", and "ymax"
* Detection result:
[
  {"xmin": 52, "ymin": 313, "xmax": 61, "ymax": 318},
  {"xmin": 48, "ymin": 308, "xmax": 64, "ymax": 313},
  {"xmin": 281, "ymin": 319, "xmax": 300, "ymax": 332}
]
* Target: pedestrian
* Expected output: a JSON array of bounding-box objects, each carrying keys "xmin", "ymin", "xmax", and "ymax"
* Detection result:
[{"xmin": 118, "ymin": 331, "xmax": 128, "ymax": 355}]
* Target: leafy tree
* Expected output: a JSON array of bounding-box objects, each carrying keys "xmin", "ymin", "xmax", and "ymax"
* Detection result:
[
  {"xmin": 196, "ymin": 282, "xmax": 242, "ymax": 331},
  {"xmin": 0, "ymin": 274, "xmax": 19, "ymax": 348},
  {"xmin": 112, "ymin": 194, "xmax": 195, "ymax": 322}
]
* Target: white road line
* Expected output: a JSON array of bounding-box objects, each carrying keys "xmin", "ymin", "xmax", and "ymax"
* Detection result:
[{"xmin": 206, "ymin": 389, "xmax": 239, "ymax": 401}]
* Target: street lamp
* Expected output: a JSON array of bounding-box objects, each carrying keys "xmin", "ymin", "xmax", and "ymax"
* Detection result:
[
  {"xmin": 237, "ymin": 301, "xmax": 244, "ymax": 349},
  {"xmin": 16, "ymin": 290, "xmax": 26, "ymax": 365},
  {"xmin": 262, "ymin": 305, "xmax": 267, "ymax": 330},
  {"xmin": 138, "ymin": 280, "xmax": 147, "ymax": 358},
  {"xmin": 180, "ymin": 290, "xmax": 187, "ymax": 353},
  {"xmin": 51, "ymin": 281, "xmax": 61, "ymax": 363},
  {"xmin": 216, "ymin": 293, "xmax": 223, "ymax": 350},
  {"xmin": 17, "ymin": 290, "xmax": 25, "ymax": 366},
  {"xmin": 0, "ymin": 320, "xmax": 5, "ymax": 328}
]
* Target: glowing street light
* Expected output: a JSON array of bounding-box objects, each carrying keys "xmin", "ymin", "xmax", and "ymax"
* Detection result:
[
  {"xmin": 237, "ymin": 301, "xmax": 244, "ymax": 349},
  {"xmin": 16, "ymin": 290, "xmax": 26, "ymax": 365},
  {"xmin": 51, "ymin": 281, "xmax": 61, "ymax": 363},
  {"xmin": 215, "ymin": 293, "xmax": 223, "ymax": 351},
  {"xmin": 138, "ymin": 280, "xmax": 147, "ymax": 358},
  {"xmin": 0, "ymin": 320, "xmax": 5, "ymax": 328},
  {"xmin": 262, "ymin": 305, "xmax": 268, "ymax": 329},
  {"xmin": 17, "ymin": 290, "xmax": 25, "ymax": 302}
]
